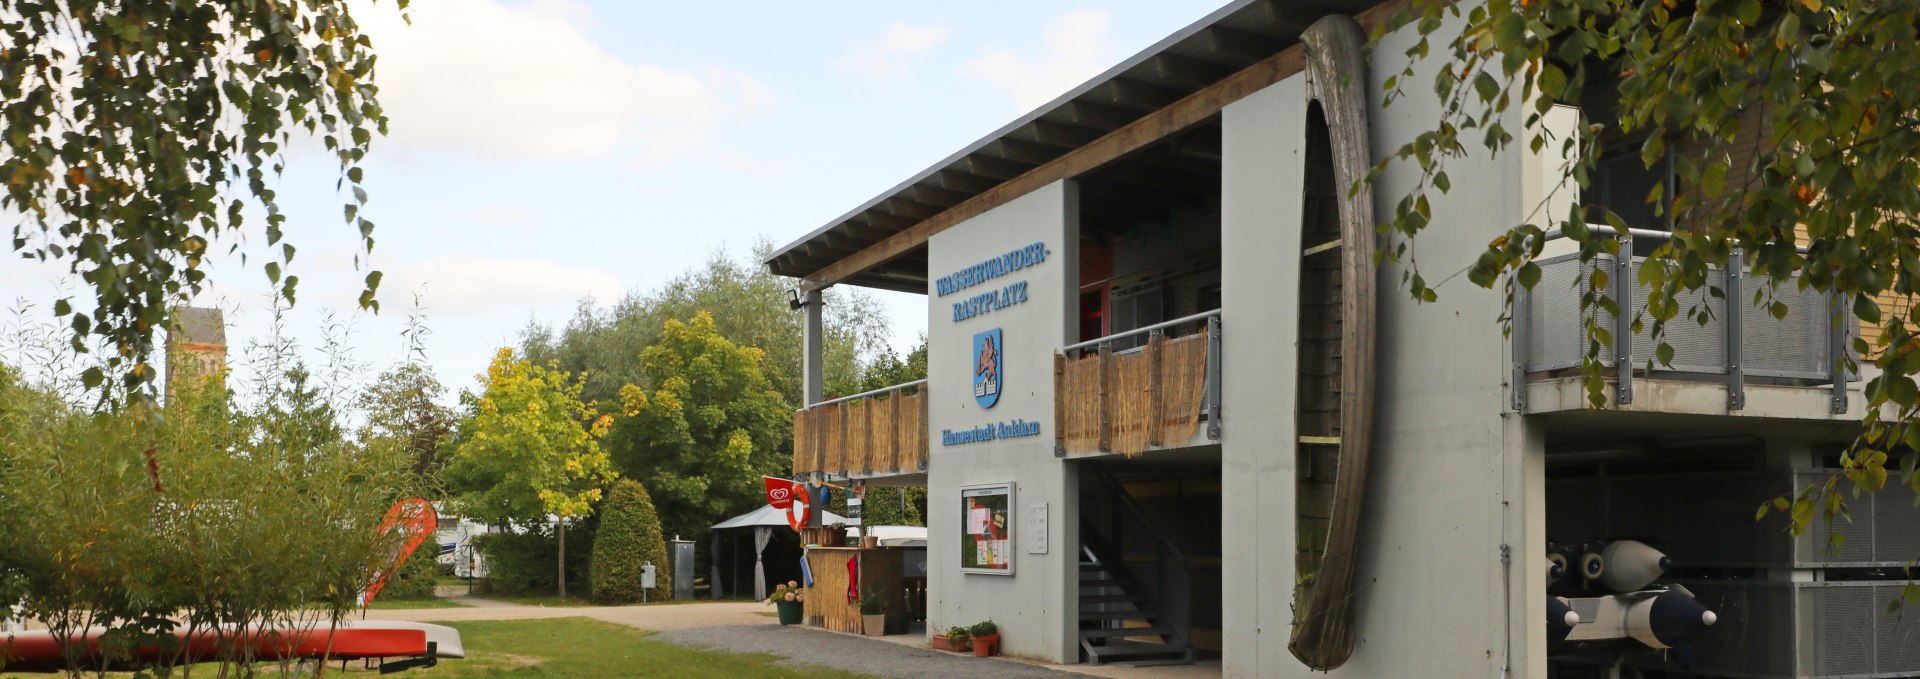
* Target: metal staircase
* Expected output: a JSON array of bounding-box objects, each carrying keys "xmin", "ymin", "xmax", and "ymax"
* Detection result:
[{"xmin": 1079, "ymin": 464, "xmax": 1196, "ymax": 666}]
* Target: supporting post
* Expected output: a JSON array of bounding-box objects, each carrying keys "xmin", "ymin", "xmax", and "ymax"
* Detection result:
[
  {"xmin": 1726, "ymin": 248, "xmax": 1745, "ymax": 411},
  {"xmin": 1831, "ymin": 289, "xmax": 1849, "ymax": 414},
  {"xmin": 1097, "ymin": 341, "xmax": 1112, "ymax": 453},
  {"xmin": 1205, "ymin": 315, "xmax": 1223, "ymax": 440},
  {"xmin": 803, "ymin": 289, "xmax": 824, "ymax": 407},
  {"xmin": 1614, "ymin": 232, "xmax": 1634, "ymax": 406},
  {"xmin": 1146, "ymin": 330, "xmax": 1165, "ymax": 448}
]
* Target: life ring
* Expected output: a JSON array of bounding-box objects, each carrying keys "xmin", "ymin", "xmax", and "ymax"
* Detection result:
[{"xmin": 787, "ymin": 482, "xmax": 811, "ymax": 530}]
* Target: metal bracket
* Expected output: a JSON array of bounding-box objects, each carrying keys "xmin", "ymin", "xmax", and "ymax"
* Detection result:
[
  {"xmin": 1205, "ymin": 315, "xmax": 1223, "ymax": 439},
  {"xmin": 1511, "ymin": 278, "xmax": 1529, "ymax": 413},
  {"xmin": 1831, "ymin": 289, "xmax": 1850, "ymax": 415},
  {"xmin": 1726, "ymin": 248, "xmax": 1746, "ymax": 411},
  {"xmin": 1613, "ymin": 238, "xmax": 1635, "ymax": 406}
]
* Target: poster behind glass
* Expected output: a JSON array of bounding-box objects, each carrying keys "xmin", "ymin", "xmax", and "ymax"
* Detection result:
[{"xmin": 960, "ymin": 483, "xmax": 1015, "ymax": 575}]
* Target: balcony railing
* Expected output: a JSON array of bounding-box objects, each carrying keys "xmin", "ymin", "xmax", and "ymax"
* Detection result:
[
  {"xmin": 1055, "ymin": 310, "xmax": 1222, "ymax": 458},
  {"xmin": 1511, "ymin": 226, "xmax": 1851, "ymax": 413},
  {"xmin": 792, "ymin": 379, "xmax": 928, "ymax": 479}
]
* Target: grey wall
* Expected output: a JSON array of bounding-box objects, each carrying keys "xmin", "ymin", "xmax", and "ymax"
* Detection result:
[
  {"xmin": 924, "ymin": 181, "xmax": 1081, "ymax": 663},
  {"xmin": 1217, "ymin": 9, "xmax": 1547, "ymax": 678}
]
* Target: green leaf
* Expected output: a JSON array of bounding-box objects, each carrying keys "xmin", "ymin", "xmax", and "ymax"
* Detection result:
[
  {"xmin": 1656, "ymin": 342, "xmax": 1675, "ymax": 367},
  {"xmin": 1474, "ymin": 72, "xmax": 1500, "ymax": 103},
  {"xmin": 1518, "ymin": 262, "xmax": 1541, "ymax": 289}
]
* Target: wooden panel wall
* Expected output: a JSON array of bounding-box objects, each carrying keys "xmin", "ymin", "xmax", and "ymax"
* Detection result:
[
  {"xmin": 790, "ymin": 390, "xmax": 928, "ymax": 477},
  {"xmin": 1057, "ymin": 329, "xmax": 1210, "ymax": 457}
]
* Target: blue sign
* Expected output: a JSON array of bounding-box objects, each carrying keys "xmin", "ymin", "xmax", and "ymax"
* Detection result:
[{"xmin": 973, "ymin": 328, "xmax": 1003, "ymax": 409}]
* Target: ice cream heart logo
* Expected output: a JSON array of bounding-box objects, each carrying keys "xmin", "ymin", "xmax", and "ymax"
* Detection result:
[{"xmin": 770, "ymin": 488, "xmax": 790, "ymax": 501}]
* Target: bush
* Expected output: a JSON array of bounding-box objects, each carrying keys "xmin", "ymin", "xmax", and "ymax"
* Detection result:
[
  {"xmin": 472, "ymin": 519, "xmax": 595, "ymax": 596},
  {"xmin": 590, "ymin": 480, "xmax": 669, "ymax": 603},
  {"xmin": 375, "ymin": 543, "xmax": 441, "ymax": 601}
]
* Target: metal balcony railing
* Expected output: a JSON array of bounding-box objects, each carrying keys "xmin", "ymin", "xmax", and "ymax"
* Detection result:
[
  {"xmin": 1055, "ymin": 310, "xmax": 1222, "ymax": 458},
  {"xmin": 1511, "ymin": 226, "xmax": 1852, "ymax": 413},
  {"xmin": 792, "ymin": 379, "xmax": 928, "ymax": 479}
]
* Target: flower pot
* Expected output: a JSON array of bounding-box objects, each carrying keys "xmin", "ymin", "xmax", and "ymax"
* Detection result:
[
  {"xmin": 862, "ymin": 535, "xmax": 880, "ymax": 549},
  {"xmin": 971, "ymin": 633, "xmax": 1000, "ymax": 657},
  {"xmin": 863, "ymin": 614, "xmax": 886, "ymax": 636},
  {"xmin": 775, "ymin": 600, "xmax": 804, "ymax": 626},
  {"xmin": 931, "ymin": 635, "xmax": 969, "ymax": 652}
]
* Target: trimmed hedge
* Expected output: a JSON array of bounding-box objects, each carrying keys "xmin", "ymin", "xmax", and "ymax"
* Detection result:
[{"xmin": 590, "ymin": 480, "xmax": 669, "ymax": 603}]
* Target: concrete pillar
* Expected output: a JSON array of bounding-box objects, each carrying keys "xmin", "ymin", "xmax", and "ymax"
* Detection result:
[{"xmin": 803, "ymin": 289, "xmax": 824, "ymax": 406}]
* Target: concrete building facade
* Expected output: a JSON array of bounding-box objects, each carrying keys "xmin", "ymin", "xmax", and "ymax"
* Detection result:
[{"xmin": 771, "ymin": 2, "xmax": 1910, "ymax": 677}]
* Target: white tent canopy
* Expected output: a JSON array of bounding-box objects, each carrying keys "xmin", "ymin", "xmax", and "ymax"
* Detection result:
[
  {"xmin": 711, "ymin": 504, "xmax": 854, "ymax": 530},
  {"xmin": 709, "ymin": 506, "xmax": 853, "ymax": 600}
]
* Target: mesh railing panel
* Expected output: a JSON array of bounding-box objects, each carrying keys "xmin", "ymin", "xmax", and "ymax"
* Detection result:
[
  {"xmin": 1522, "ymin": 255, "xmax": 1838, "ymax": 382},
  {"xmin": 1745, "ymin": 278, "xmax": 1833, "ymax": 378}
]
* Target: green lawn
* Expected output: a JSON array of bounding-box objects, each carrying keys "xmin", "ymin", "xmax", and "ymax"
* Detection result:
[
  {"xmin": 413, "ymin": 618, "xmax": 874, "ymax": 678},
  {"xmin": 3, "ymin": 618, "xmax": 874, "ymax": 679}
]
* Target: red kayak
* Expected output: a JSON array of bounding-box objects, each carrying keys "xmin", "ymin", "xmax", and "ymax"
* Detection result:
[{"xmin": 1, "ymin": 620, "xmax": 461, "ymax": 673}]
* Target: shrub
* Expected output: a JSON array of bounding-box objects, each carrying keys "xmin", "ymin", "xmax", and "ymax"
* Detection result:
[
  {"xmin": 590, "ymin": 480, "xmax": 670, "ymax": 603},
  {"xmin": 473, "ymin": 519, "xmax": 594, "ymax": 596},
  {"xmin": 970, "ymin": 620, "xmax": 998, "ymax": 637}
]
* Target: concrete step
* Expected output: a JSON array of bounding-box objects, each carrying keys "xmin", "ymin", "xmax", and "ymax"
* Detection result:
[
  {"xmin": 1079, "ymin": 594, "xmax": 1143, "ymax": 605},
  {"xmin": 1079, "ymin": 609, "xmax": 1157, "ymax": 621},
  {"xmin": 1081, "ymin": 626, "xmax": 1171, "ymax": 640}
]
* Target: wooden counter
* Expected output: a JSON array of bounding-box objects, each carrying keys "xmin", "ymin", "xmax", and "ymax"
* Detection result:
[{"xmin": 803, "ymin": 547, "xmax": 905, "ymax": 634}]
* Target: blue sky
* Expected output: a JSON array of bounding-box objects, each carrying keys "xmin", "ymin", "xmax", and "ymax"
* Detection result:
[{"xmin": 2, "ymin": 0, "xmax": 1224, "ymax": 398}]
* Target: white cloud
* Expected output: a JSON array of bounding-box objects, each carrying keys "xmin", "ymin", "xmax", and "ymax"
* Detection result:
[
  {"xmin": 838, "ymin": 21, "xmax": 952, "ymax": 84},
  {"xmin": 360, "ymin": 0, "xmax": 772, "ymax": 167},
  {"xmin": 372, "ymin": 256, "xmax": 622, "ymax": 317},
  {"xmin": 962, "ymin": 8, "xmax": 1115, "ymax": 110}
]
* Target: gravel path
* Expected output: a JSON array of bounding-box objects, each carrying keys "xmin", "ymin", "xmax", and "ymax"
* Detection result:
[{"xmin": 652, "ymin": 624, "xmax": 1086, "ymax": 679}]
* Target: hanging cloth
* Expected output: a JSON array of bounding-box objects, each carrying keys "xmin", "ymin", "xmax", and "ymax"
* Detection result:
[
  {"xmin": 847, "ymin": 554, "xmax": 860, "ymax": 602},
  {"xmin": 752, "ymin": 525, "xmax": 773, "ymax": 601}
]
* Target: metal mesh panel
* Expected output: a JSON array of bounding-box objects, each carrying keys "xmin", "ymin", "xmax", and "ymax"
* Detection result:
[
  {"xmin": 1672, "ymin": 581, "xmax": 1795, "ymax": 678},
  {"xmin": 1873, "ymin": 482, "xmax": 1920, "ymax": 562},
  {"xmin": 1877, "ymin": 583, "xmax": 1920, "ymax": 673},
  {"xmin": 1629, "ymin": 261, "xmax": 1727, "ymax": 374},
  {"xmin": 1526, "ymin": 257, "xmax": 1598, "ymax": 372},
  {"xmin": 1796, "ymin": 471, "xmax": 1878, "ymax": 565},
  {"xmin": 1745, "ymin": 274, "xmax": 1832, "ymax": 378},
  {"xmin": 1802, "ymin": 584, "xmax": 1877, "ymax": 676}
]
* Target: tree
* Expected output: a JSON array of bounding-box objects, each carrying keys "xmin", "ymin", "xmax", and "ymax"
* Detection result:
[
  {"xmin": 589, "ymin": 480, "xmax": 670, "ymax": 604},
  {"xmin": 521, "ymin": 243, "xmax": 894, "ymax": 408},
  {"xmin": 446, "ymin": 348, "xmax": 616, "ymax": 598},
  {"xmin": 358, "ymin": 363, "xmax": 454, "ymax": 478},
  {"xmin": 1, "ymin": 1, "xmax": 404, "ymax": 392},
  {"xmin": 607, "ymin": 312, "xmax": 789, "ymax": 546},
  {"xmin": 1382, "ymin": 0, "xmax": 1919, "ymax": 595}
]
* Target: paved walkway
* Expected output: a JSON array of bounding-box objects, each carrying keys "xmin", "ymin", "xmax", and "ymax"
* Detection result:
[{"xmin": 369, "ymin": 598, "xmax": 1222, "ymax": 678}]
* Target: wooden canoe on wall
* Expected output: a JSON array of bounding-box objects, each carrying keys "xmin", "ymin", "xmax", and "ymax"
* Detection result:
[{"xmin": 1288, "ymin": 14, "xmax": 1377, "ymax": 672}]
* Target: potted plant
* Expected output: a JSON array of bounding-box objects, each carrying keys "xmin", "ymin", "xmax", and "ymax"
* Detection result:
[
  {"xmin": 931, "ymin": 625, "xmax": 970, "ymax": 652},
  {"xmin": 858, "ymin": 583, "xmax": 887, "ymax": 636},
  {"xmin": 862, "ymin": 532, "xmax": 880, "ymax": 549},
  {"xmin": 766, "ymin": 581, "xmax": 805, "ymax": 626},
  {"xmin": 970, "ymin": 620, "xmax": 1000, "ymax": 657},
  {"xmin": 826, "ymin": 522, "xmax": 848, "ymax": 547}
]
